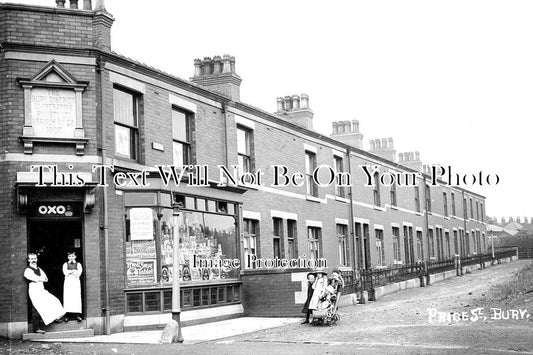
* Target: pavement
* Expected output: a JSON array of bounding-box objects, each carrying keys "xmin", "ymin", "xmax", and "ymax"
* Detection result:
[{"xmin": 34, "ymin": 317, "xmax": 301, "ymax": 344}]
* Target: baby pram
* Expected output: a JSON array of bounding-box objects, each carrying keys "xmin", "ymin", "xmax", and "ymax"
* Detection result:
[{"xmin": 311, "ymin": 288, "xmax": 341, "ymax": 326}]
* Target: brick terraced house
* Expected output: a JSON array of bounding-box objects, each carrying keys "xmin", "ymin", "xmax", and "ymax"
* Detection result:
[{"xmin": 0, "ymin": 0, "xmax": 488, "ymax": 339}]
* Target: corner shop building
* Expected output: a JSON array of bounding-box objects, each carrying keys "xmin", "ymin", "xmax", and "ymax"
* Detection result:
[{"xmin": 0, "ymin": 1, "xmax": 488, "ymax": 338}]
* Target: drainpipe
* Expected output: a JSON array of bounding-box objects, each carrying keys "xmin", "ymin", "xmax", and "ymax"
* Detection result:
[
  {"xmin": 423, "ymin": 177, "xmax": 430, "ymax": 285},
  {"xmin": 346, "ymin": 149, "xmax": 357, "ymax": 290},
  {"xmin": 222, "ymin": 102, "xmax": 230, "ymax": 167},
  {"xmin": 96, "ymin": 55, "xmax": 111, "ymax": 334}
]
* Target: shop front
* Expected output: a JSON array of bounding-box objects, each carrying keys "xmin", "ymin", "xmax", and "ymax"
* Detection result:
[{"xmin": 119, "ymin": 181, "xmax": 246, "ymax": 329}]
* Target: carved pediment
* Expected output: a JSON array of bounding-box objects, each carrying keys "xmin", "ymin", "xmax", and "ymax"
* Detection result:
[{"xmin": 19, "ymin": 59, "xmax": 88, "ymax": 89}]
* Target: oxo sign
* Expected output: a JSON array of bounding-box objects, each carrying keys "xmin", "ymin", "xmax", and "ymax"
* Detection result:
[{"xmin": 38, "ymin": 205, "xmax": 68, "ymax": 215}]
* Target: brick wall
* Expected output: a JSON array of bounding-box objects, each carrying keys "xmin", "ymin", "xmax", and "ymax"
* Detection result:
[{"xmin": 241, "ymin": 270, "xmax": 308, "ymax": 317}]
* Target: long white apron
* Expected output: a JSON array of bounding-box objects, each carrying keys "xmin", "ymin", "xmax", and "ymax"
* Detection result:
[
  {"xmin": 28, "ymin": 282, "xmax": 65, "ymax": 325},
  {"xmin": 63, "ymin": 270, "xmax": 82, "ymax": 313}
]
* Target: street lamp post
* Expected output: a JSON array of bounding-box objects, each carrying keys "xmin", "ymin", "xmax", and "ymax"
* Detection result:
[{"xmin": 171, "ymin": 205, "xmax": 184, "ymax": 343}]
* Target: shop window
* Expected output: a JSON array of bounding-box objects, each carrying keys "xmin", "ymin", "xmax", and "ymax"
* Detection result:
[
  {"xmin": 337, "ymin": 224, "xmax": 349, "ymax": 266},
  {"xmin": 237, "ymin": 126, "xmax": 253, "ymax": 176},
  {"xmin": 144, "ymin": 292, "xmax": 161, "ymax": 312},
  {"xmin": 375, "ymin": 229, "xmax": 385, "ymax": 266},
  {"xmin": 126, "ymin": 292, "xmax": 143, "ymax": 313},
  {"xmin": 308, "ymin": 227, "xmax": 321, "ymax": 259},
  {"xmin": 243, "ymin": 219, "xmax": 259, "ymax": 268},
  {"xmin": 305, "ymin": 151, "xmax": 318, "ymax": 197},
  {"xmin": 125, "ymin": 208, "xmax": 158, "ymax": 286},
  {"xmin": 273, "ymin": 217, "xmax": 283, "ymax": 259},
  {"xmin": 392, "ymin": 227, "xmax": 401, "ymax": 263},
  {"xmin": 172, "ymin": 108, "xmax": 192, "ymax": 166},
  {"xmin": 113, "ymin": 86, "xmax": 140, "ymax": 160},
  {"xmin": 287, "ymin": 219, "xmax": 297, "ymax": 260},
  {"xmin": 125, "ymin": 195, "xmax": 238, "ymax": 287}
]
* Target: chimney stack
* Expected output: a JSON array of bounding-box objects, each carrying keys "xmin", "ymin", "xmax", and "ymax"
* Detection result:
[
  {"xmin": 399, "ymin": 150, "xmax": 422, "ymax": 172},
  {"xmin": 368, "ymin": 137, "xmax": 397, "ymax": 162},
  {"xmin": 330, "ymin": 119, "xmax": 364, "ymax": 149},
  {"xmin": 275, "ymin": 94, "xmax": 314, "ymax": 130},
  {"xmin": 191, "ymin": 54, "xmax": 242, "ymax": 101}
]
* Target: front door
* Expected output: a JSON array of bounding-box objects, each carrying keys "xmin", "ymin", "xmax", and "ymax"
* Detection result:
[{"xmin": 27, "ymin": 202, "xmax": 84, "ymax": 321}]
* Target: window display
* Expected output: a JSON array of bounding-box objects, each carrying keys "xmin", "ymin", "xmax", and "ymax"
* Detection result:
[{"xmin": 125, "ymin": 196, "xmax": 239, "ymax": 287}]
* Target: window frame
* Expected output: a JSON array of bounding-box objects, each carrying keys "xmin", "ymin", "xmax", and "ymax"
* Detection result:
[
  {"xmin": 237, "ymin": 125, "xmax": 253, "ymax": 174},
  {"xmin": 336, "ymin": 223, "xmax": 349, "ymax": 266},
  {"xmin": 113, "ymin": 85, "xmax": 140, "ymax": 161},
  {"xmin": 307, "ymin": 227, "xmax": 321, "ymax": 259},
  {"xmin": 305, "ymin": 151, "xmax": 318, "ymax": 197},
  {"xmin": 172, "ymin": 107, "xmax": 193, "ymax": 166}
]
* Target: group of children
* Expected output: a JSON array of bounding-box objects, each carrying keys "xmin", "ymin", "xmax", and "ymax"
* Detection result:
[{"xmin": 301, "ymin": 268, "xmax": 345, "ymax": 324}]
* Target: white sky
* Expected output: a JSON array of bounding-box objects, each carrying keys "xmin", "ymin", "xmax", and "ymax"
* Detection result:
[{"xmin": 9, "ymin": 0, "xmax": 533, "ymax": 220}]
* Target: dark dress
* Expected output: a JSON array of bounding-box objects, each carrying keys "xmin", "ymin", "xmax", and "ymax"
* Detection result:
[{"xmin": 301, "ymin": 280, "xmax": 314, "ymax": 313}]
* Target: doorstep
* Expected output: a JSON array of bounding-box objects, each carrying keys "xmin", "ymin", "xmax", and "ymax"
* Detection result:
[{"xmin": 23, "ymin": 328, "xmax": 94, "ymax": 341}]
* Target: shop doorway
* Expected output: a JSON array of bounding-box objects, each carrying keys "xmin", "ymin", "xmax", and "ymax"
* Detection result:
[{"xmin": 27, "ymin": 218, "xmax": 84, "ymax": 318}]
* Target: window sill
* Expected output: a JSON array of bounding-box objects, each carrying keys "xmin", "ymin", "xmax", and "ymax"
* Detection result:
[
  {"xmin": 390, "ymin": 205, "xmax": 398, "ymax": 210},
  {"xmin": 415, "ymin": 212, "xmax": 423, "ymax": 216},
  {"xmin": 335, "ymin": 196, "xmax": 349, "ymax": 203},
  {"xmin": 306, "ymin": 195, "xmax": 322, "ymax": 203},
  {"xmin": 444, "ymin": 216, "xmax": 451, "ymax": 220},
  {"xmin": 373, "ymin": 205, "xmax": 386, "ymax": 212}
]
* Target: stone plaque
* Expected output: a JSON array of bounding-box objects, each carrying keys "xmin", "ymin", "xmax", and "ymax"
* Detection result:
[{"xmin": 31, "ymin": 88, "xmax": 76, "ymax": 138}]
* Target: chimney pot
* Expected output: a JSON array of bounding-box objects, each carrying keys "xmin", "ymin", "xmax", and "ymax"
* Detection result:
[
  {"xmin": 292, "ymin": 95, "xmax": 300, "ymax": 110},
  {"xmin": 415, "ymin": 151, "xmax": 420, "ymax": 161},
  {"xmin": 332, "ymin": 122, "xmax": 338, "ymax": 134},
  {"xmin": 69, "ymin": 0, "xmax": 79, "ymax": 9},
  {"xmin": 381, "ymin": 138, "xmax": 387, "ymax": 149},
  {"xmin": 230, "ymin": 56, "xmax": 236, "ymax": 73},
  {"xmin": 387, "ymin": 137, "xmax": 394, "ymax": 149},
  {"xmin": 300, "ymin": 93, "xmax": 309, "ymax": 109},
  {"xmin": 399, "ymin": 153, "xmax": 404, "ymax": 162},
  {"xmin": 94, "ymin": 0, "xmax": 105, "ymax": 10},
  {"xmin": 193, "ymin": 58, "xmax": 202, "ymax": 77},
  {"xmin": 202, "ymin": 57, "xmax": 212, "ymax": 75},
  {"xmin": 83, "ymin": 0, "xmax": 92, "ymax": 10},
  {"xmin": 276, "ymin": 97, "xmax": 284, "ymax": 112},
  {"xmin": 222, "ymin": 55, "xmax": 231, "ymax": 73},
  {"xmin": 352, "ymin": 120, "xmax": 359, "ymax": 133},
  {"xmin": 284, "ymin": 96, "xmax": 293, "ymax": 111},
  {"xmin": 213, "ymin": 56, "xmax": 222, "ymax": 74},
  {"xmin": 56, "ymin": 0, "xmax": 66, "ymax": 7}
]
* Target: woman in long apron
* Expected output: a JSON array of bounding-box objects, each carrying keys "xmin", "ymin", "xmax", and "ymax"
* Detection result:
[{"xmin": 62, "ymin": 252, "xmax": 83, "ymax": 321}]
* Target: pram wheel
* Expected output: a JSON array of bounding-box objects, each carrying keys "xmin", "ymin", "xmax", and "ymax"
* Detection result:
[{"xmin": 332, "ymin": 313, "xmax": 340, "ymax": 325}]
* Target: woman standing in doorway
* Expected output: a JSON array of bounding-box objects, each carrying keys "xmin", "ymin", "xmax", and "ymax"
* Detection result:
[{"xmin": 62, "ymin": 252, "xmax": 83, "ymax": 321}]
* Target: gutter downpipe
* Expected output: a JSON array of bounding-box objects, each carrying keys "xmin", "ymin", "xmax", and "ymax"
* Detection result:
[
  {"xmin": 423, "ymin": 177, "xmax": 430, "ymax": 285},
  {"xmin": 222, "ymin": 102, "xmax": 230, "ymax": 167},
  {"xmin": 346, "ymin": 149, "xmax": 357, "ymax": 290},
  {"xmin": 97, "ymin": 56, "xmax": 111, "ymax": 334}
]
